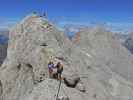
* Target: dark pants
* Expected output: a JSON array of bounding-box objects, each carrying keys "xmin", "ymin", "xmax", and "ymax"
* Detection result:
[{"xmin": 57, "ymin": 68, "xmax": 63, "ymax": 80}]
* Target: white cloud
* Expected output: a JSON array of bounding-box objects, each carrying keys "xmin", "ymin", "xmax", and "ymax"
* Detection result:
[
  {"xmin": 0, "ymin": 17, "xmax": 132, "ymax": 34},
  {"xmin": 56, "ymin": 20, "xmax": 133, "ymax": 34},
  {"xmin": 106, "ymin": 22, "xmax": 133, "ymax": 33}
]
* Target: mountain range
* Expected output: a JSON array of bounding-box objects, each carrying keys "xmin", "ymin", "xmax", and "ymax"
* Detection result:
[{"xmin": 0, "ymin": 14, "xmax": 132, "ymax": 100}]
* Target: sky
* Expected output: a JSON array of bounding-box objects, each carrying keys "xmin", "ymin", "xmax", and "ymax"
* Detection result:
[{"xmin": 0, "ymin": 0, "xmax": 133, "ymax": 33}]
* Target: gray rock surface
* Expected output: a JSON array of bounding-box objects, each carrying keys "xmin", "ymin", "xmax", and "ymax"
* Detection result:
[
  {"xmin": 0, "ymin": 43, "xmax": 7, "ymax": 65},
  {"xmin": 0, "ymin": 14, "xmax": 133, "ymax": 100},
  {"xmin": 123, "ymin": 32, "xmax": 133, "ymax": 54}
]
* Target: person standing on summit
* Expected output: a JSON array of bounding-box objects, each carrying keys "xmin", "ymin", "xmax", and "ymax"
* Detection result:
[{"xmin": 43, "ymin": 11, "xmax": 47, "ymax": 18}]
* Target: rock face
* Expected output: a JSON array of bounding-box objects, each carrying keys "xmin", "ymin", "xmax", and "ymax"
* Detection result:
[
  {"xmin": 123, "ymin": 32, "xmax": 133, "ymax": 54},
  {"xmin": 0, "ymin": 43, "xmax": 7, "ymax": 65},
  {"xmin": 0, "ymin": 14, "xmax": 133, "ymax": 100},
  {"xmin": 0, "ymin": 32, "xmax": 8, "ymax": 65}
]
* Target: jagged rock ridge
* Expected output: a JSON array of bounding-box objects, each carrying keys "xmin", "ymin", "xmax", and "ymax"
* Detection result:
[{"xmin": 0, "ymin": 14, "xmax": 133, "ymax": 100}]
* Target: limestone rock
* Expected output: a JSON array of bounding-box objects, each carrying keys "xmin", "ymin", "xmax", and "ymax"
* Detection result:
[{"xmin": 0, "ymin": 14, "xmax": 133, "ymax": 100}]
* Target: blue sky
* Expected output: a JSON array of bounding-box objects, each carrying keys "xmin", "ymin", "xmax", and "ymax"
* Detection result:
[{"xmin": 0, "ymin": 0, "xmax": 133, "ymax": 33}]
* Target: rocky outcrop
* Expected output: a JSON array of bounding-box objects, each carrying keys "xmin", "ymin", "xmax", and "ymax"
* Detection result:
[
  {"xmin": 0, "ymin": 43, "xmax": 7, "ymax": 65},
  {"xmin": 0, "ymin": 14, "xmax": 133, "ymax": 100},
  {"xmin": 0, "ymin": 31, "xmax": 8, "ymax": 65},
  {"xmin": 123, "ymin": 32, "xmax": 133, "ymax": 54}
]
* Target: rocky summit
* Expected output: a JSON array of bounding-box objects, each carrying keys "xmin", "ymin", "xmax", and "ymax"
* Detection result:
[{"xmin": 0, "ymin": 14, "xmax": 133, "ymax": 100}]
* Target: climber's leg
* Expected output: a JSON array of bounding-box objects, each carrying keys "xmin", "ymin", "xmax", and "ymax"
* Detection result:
[
  {"xmin": 49, "ymin": 68, "xmax": 53, "ymax": 78},
  {"xmin": 58, "ymin": 73, "xmax": 61, "ymax": 80}
]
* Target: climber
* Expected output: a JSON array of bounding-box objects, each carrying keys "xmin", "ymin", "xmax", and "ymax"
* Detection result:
[
  {"xmin": 43, "ymin": 11, "xmax": 47, "ymax": 18},
  {"xmin": 48, "ymin": 61, "xmax": 55, "ymax": 78},
  {"xmin": 55, "ymin": 62, "xmax": 63, "ymax": 80}
]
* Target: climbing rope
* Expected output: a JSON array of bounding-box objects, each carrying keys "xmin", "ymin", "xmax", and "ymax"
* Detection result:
[{"xmin": 56, "ymin": 74, "xmax": 62, "ymax": 100}]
